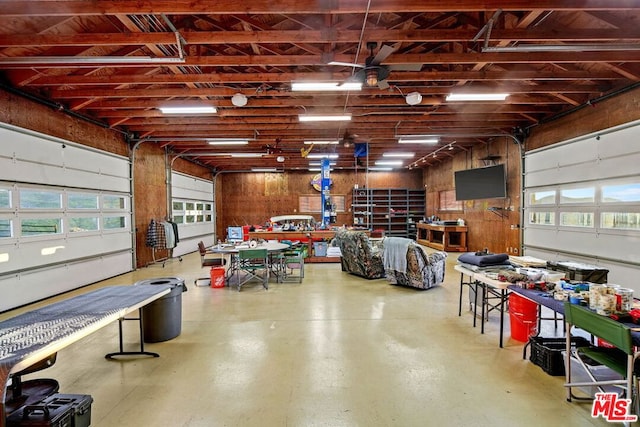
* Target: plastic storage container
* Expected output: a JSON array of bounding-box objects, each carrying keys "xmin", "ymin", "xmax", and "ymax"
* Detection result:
[
  {"xmin": 210, "ymin": 267, "xmax": 226, "ymax": 288},
  {"xmin": 509, "ymin": 293, "xmax": 538, "ymax": 342},
  {"xmin": 135, "ymin": 277, "xmax": 186, "ymax": 343},
  {"xmin": 313, "ymin": 241, "xmax": 328, "ymax": 257},
  {"xmin": 7, "ymin": 402, "xmax": 73, "ymax": 427},
  {"xmin": 41, "ymin": 394, "xmax": 93, "ymax": 427}
]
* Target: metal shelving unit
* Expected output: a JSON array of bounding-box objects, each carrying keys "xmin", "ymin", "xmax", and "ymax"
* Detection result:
[{"xmin": 351, "ymin": 188, "xmax": 425, "ymax": 239}]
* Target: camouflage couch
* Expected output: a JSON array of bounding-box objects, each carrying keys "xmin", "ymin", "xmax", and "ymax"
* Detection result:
[
  {"xmin": 383, "ymin": 237, "xmax": 447, "ymax": 290},
  {"xmin": 333, "ymin": 229, "xmax": 385, "ymax": 279}
]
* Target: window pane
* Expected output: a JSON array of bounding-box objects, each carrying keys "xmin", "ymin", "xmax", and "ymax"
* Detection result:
[
  {"xmin": 197, "ymin": 215, "xmax": 204, "ymax": 222},
  {"xmin": 205, "ymin": 214, "xmax": 212, "ymax": 222},
  {"xmin": 185, "ymin": 202, "xmax": 195, "ymax": 210},
  {"xmin": 529, "ymin": 212, "xmax": 555, "ymax": 225},
  {"xmin": 69, "ymin": 217, "xmax": 99, "ymax": 232},
  {"xmin": 560, "ymin": 188, "xmax": 594, "ymax": 204},
  {"xmin": 601, "ymin": 212, "xmax": 640, "ymax": 230},
  {"xmin": 186, "ymin": 215, "xmax": 195, "ymax": 223},
  {"xmin": 602, "ymin": 183, "xmax": 640, "ymax": 203},
  {"xmin": 173, "ymin": 215, "xmax": 184, "ymax": 224},
  {"xmin": 172, "ymin": 201, "xmax": 184, "ymax": 210},
  {"xmin": 68, "ymin": 193, "xmax": 98, "ymax": 209},
  {"xmin": 205, "ymin": 203, "xmax": 212, "ymax": 211},
  {"xmin": 20, "ymin": 190, "xmax": 62, "ymax": 209},
  {"xmin": 196, "ymin": 203, "xmax": 204, "ymax": 210},
  {"xmin": 21, "ymin": 218, "xmax": 62, "ymax": 235},
  {"xmin": 560, "ymin": 212, "xmax": 594, "ymax": 227},
  {"xmin": 0, "ymin": 189, "xmax": 11, "ymax": 208},
  {"xmin": 0, "ymin": 219, "xmax": 12, "ymax": 237},
  {"xmin": 104, "ymin": 216, "xmax": 126, "ymax": 229},
  {"xmin": 529, "ymin": 190, "xmax": 555, "ymax": 205},
  {"xmin": 103, "ymin": 195, "xmax": 126, "ymax": 210}
]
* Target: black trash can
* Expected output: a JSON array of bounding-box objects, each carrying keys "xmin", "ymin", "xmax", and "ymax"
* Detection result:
[{"xmin": 135, "ymin": 277, "xmax": 186, "ymax": 343}]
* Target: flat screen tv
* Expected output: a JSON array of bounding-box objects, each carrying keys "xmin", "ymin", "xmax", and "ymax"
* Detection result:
[
  {"xmin": 454, "ymin": 164, "xmax": 507, "ymax": 200},
  {"xmin": 227, "ymin": 226, "xmax": 244, "ymax": 243}
]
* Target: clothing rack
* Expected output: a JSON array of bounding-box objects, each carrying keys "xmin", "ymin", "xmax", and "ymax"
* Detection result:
[{"xmin": 145, "ymin": 218, "xmax": 182, "ymax": 267}]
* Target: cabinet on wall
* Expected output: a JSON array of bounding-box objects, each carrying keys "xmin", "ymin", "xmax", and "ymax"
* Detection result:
[{"xmin": 352, "ymin": 188, "xmax": 425, "ymax": 239}]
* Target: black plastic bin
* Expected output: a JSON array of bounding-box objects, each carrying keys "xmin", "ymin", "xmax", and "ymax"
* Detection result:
[{"xmin": 135, "ymin": 277, "xmax": 186, "ymax": 343}]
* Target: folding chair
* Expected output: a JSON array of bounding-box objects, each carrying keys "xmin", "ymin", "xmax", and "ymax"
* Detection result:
[
  {"xmin": 564, "ymin": 303, "xmax": 640, "ymax": 424},
  {"xmin": 194, "ymin": 241, "xmax": 227, "ymax": 286},
  {"xmin": 278, "ymin": 247, "xmax": 304, "ymax": 283},
  {"xmin": 236, "ymin": 248, "xmax": 269, "ymax": 291}
]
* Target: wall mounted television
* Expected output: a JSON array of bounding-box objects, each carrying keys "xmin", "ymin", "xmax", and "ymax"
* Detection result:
[{"xmin": 454, "ymin": 164, "xmax": 507, "ymax": 200}]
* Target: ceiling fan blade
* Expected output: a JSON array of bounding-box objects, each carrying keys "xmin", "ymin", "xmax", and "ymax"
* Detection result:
[
  {"xmin": 328, "ymin": 61, "xmax": 365, "ymax": 68},
  {"xmin": 389, "ymin": 63, "xmax": 423, "ymax": 71},
  {"xmin": 371, "ymin": 44, "xmax": 395, "ymax": 65}
]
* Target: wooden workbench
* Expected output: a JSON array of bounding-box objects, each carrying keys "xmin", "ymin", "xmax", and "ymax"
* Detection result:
[
  {"xmin": 248, "ymin": 230, "xmax": 339, "ymax": 263},
  {"xmin": 416, "ymin": 223, "xmax": 468, "ymax": 252}
]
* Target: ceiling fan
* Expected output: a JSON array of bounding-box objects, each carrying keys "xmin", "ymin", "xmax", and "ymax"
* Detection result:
[{"xmin": 330, "ymin": 42, "xmax": 422, "ymax": 89}]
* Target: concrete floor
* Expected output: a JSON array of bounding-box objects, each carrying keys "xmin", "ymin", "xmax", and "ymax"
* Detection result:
[{"xmin": 2, "ymin": 250, "xmax": 618, "ymax": 426}]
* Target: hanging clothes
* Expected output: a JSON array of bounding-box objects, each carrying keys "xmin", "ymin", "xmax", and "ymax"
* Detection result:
[
  {"xmin": 162, "ymin": 221, "xmax": 176, "ymax": 249},
  {"xmin": 156, "ymin": 221, "xmax": 167, "ymax": 249},
  {"xmin": 145, "ymin": 219, "xmax": 157, "ymax": 248},
  {"xmin": 168, "ymin": 220, "xmax": 179, "ymax": 244}
]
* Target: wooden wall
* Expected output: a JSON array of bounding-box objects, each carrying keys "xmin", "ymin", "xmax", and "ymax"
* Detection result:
[
  {"xmin": 216, "ymin": 170, "xmax": 423, "ymax": 233},
  {"xmin": 423, "ymin": 137, "xmax": 522, "ymax": 254}
]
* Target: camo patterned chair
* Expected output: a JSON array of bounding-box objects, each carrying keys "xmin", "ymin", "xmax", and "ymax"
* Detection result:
[
  {"xmin": 334, "ymin": 229, "xmax": 385, "ymax": 279},
  {"xmin": 383, "ymin": 237, "xmax": 447, "ymax": 290}
]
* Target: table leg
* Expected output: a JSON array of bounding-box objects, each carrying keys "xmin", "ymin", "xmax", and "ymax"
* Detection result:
[
  {"xmin": 105, "ymin": 308, "xmax": 160, "ymax": 359},
  {"xmin": 499, "ymin": 289, "xmax": 507, "ymax": 348},
  {"xmin": 472, "ymin": 281, "xmax": 479, "ymax": 328},
  {"xmin": 480, "ymin": 283, "xmax": 487, "ymax": 335}
]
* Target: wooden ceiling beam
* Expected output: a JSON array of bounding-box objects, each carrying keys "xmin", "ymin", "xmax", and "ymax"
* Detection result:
[
  {"xmin": 29, "ymin": 69, "xmax": 625, "ymax": 86},
  {"xmin": 3, "ymin": 28, "xmax": 640, "ymax": 47},
  {"xmin": 1, "ymin": 1, "xmax": 638, "ymax": 17}
]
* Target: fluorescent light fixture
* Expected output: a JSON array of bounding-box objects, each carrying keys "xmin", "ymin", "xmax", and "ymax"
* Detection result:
[
  {"xmin": 306, "ymin": 153, "xmax": 339, "ymax": 159},
  {"xmin": 482, "ymin": 44, "xmax": 640, "ymax": 53},
  {"xmin": 398, "ymin": 137, "xmax": 439, "ymax": 144},
  {"xmin": 446, "ymin": 93, "xmax": 509, "ymax": 101},
  {"xmin": 292, "ymin": 82, "xmax": 362, "ymax": 92},
  {"xmin": 299, "ymin": 114, "xmax": 352, "ymax": 122},
  {"xmin": 0, "ymin": 56, "xmax": 185, "ymax": 65},
  {"xmin": 383, "ymin": 152, "xmax": 415, "ymax": 158},
  {"xmin": 160, "ymin": 106, "xmax": 217, "ymax": 114},
  {"xmin": 251, "ymin": 168, "xmax": 279, "ymax": 172},
  {"xmin": 368, "ymin": 167, "xmax": 393, "ymax": 171},
  {"xmin": 375, "ymin": 160, "xmax": 404, "ymax": 166},
  {"xmin": 231, "ymin": 153, "xmax": 263, "ymax": 158},
  {"xmin": 207, "ymin": 139, "xmax": 249, "ymax": 145},
  {"xmin": 304, "ymin": 140, "xmax": 340, "ymax": 145}
]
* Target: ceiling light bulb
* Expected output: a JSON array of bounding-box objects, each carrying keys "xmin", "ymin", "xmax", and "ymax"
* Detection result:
[
  {"xmin": 405, "ymin": 92, "xmax": 422, "ymax": 105},
  {"xmin": 365, "ymin": 69, "xmax": 378, "ymax": 87},
  {"xmin": 231, "ymin": 93, "xmax": 248, "ymax": 107},
  {"xmin": 276, "ymin": 156, "xmax": 285, "ymax": 162}
]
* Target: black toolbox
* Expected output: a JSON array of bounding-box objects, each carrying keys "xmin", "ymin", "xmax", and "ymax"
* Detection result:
[
  {"xmin": 546, "ymin": 261, "xmax": 609, "ymax": 284},
  {"xmin": 6, "ymin": 403, "xmax": 73, "ymax": 427},
  {"xmin": 40, "ymin": 394, "xmax": 93, "ymax": 427}
]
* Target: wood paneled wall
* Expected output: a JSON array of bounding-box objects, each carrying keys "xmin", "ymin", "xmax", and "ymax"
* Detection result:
[
  {"xmin": 423, "ymin": 137, "xmax": 522, "ymax": 254},
  {"xmin": 216, "ymin": 170, "xmax": 423, "ymax": 233}
]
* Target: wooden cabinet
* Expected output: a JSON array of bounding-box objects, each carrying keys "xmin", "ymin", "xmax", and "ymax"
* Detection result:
[
  {"xmin": 416, "ymin": 223, "xmax": 468, "ymax": 252},
  {"xmin": 352, "ymin": 188, "xmax": 425, "ymax": 239}
]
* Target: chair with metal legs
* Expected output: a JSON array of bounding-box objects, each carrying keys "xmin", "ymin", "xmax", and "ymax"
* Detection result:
[
  {"xmin": 236, "ymin": 248, "xmax": 269, "ymax": 291},
  {"xmin": 194, "ymin": 241, "xmax": 227, "ymax": 286},
  {"xmin": 564, "ymin": 303, "xmax": 640, "ymax": 425}
]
